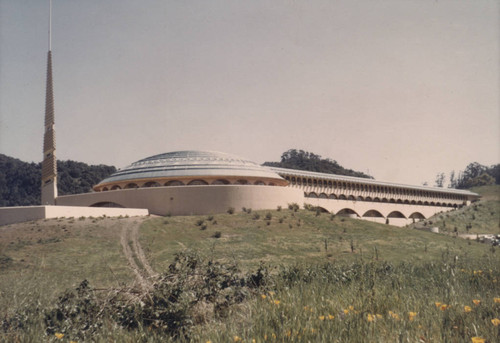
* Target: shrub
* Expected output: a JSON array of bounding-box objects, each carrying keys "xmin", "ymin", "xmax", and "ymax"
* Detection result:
[
  {"xmin": 213, "ymin": 231, "xmax": 222, "ymax": 238},
  {"xmin": 288, "ymin": 203, "xmax": 299, "ymax": 212},
  {"xmin": 196, "ymin": 219, "xmax": 205, "ymax": 226},
  {"xmin": 277, "ymin": 205, "xmax": 282, "ymax": 212},
  {"xmin": 265, "ymin": 212, "xmax": 272, "ymax": 221},
  {"xmin": 252, "ymin": 213, "xmax": 260, "ymax": 220},
  {"xmin": 227, "ymin": 207, "xmax": 235, "ymax": 215}
]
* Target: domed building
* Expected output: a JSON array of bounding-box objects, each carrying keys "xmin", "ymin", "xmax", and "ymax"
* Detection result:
[
  {"xmin": 93, "ymin": 151, "xmax": 288, "ymax": 191},
  {"xmin": 57, "ymin": 151, "xmax": 304, "ymax": 216}
]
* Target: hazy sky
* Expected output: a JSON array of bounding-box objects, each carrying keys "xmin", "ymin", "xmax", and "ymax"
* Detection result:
[{"xmin": 0, "ymin": 0, "xmax": 498, "ymax": 186}]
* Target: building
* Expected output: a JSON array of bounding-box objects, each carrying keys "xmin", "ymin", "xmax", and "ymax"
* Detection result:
[{"xmin": 56, "ymin": 150, "xmax": 480, "ymax": 226}]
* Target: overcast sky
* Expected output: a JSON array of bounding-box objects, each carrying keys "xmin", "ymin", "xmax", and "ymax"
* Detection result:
[{"xmin": 0, "ymin": 0, "xmax": 498, "ymax": 186}]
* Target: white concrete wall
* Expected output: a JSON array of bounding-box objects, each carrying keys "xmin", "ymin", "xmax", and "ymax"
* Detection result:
[
  {"xmin": 0, "ymin": 206, "xmax": 148, "ymax": 226},
  {"xmin": 57, "ymin": 185, "xmax": 305, "ymax": 216}
]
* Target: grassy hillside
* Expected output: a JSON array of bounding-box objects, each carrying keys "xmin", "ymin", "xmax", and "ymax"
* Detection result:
[
  {"xmin": 140, "ymin": 209, "xmax": 494, "ymax": 271},
  {"xmin": 410, "ymin": 185, "xmax": 500, "ymax": 236},
  {"xmin": 1, "ymin": 209, "xmax": 499, "ymax": 342}
]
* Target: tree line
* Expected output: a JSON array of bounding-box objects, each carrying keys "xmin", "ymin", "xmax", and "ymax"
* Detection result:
[
  {"xmin": 434, "ymin": 162, "xmax": 500, "ymax": 189},
  {"xmin": 263, "ymin": 149, "xmax": 373, "ymax": 179},
  {"xmin": 0, "ymin": 154, "xmax": 116, "ymax": 207}
]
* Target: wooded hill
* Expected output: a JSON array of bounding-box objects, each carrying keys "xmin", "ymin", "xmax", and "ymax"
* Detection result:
[
  {"xmin": 0, "ymin": 154, "xmax": 115, "ymax": 207},
  {"xmin": 263, "ymin": 149, "xmax": 373, "ymax": 179}
]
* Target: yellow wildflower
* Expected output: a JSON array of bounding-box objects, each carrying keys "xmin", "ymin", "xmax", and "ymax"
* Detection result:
[
  {"xmin": 206, "ymin": 341, "xmax": 212, "ymax": 343},
  {"xmin": 274, "ymin": 300, "xmax": 280, "ymax": 305},
  {"xmin": 471, "ymin": 337, "xmax": 485, "ymax": 343},
  {"xmin": 494, "ymin": 297, "xmax": 500, "ymax": 303},
  {"xmin": 272, "ymin": 333, "xmax": 276, "ymax": 339},
  {"xmin": 492, "ymin": 318, "xmax": 500, "ymax": 326},
  {"xmin": 55, "ymin": 333, "xmax": 64, "ymax": 339},
  {"xmin": 252, "ymin": 340, "xmax": 256, "ymax": 343},
  {"xmin": 318, "ymin": 315, "xmax": 325, "ymax": 321},
  {"xmin": 367, "ymin": 314, "xmax": 375, "ymax": 322},
  {"xmin": 269, "ymin": 291, "xmax": 275, "ymax": 296},
  {"xmin": 376, "ymin": 314, "xmax": 383, "ymax": 319},
  {"xmin": 440, "ymin": 304, "xmax": 449, "ymax": 311},
  {"xmin": 408, "ymin": 312, "xmax": 417, "ymax": 321},
  {"xmin": 343, "ymin": 309, "xmax": 349, "ymax": 315},
  {"xmin": 388, "ymin": 311, "xmax": 400, "ymax": 320},
  {"xmin": 435, "ymin": 302, "xmax": 442, "ymax": 308},
  {"xmin": 328, "ymin": 314, "xmax": 335, "ymax": 320},
  {"xmin": 464, "ymin": 306, "xmax": 472, "ymax": 313},
  {"xmin": 472, "ymin": 299, "xmax": 481, "ymax": 306},
  {"xmin": 233, "ymin": 336, "xmax": 241, "ymax": 342},
  {"xmin": 349, "ymin": 305, "xmax": 354, "ymax": 311},
  {"xmin": 261, "ymin": 294, "xmax": 267, "ymax": 299}
]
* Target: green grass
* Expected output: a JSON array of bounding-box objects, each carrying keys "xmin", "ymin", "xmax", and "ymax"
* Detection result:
[
  {"xmin": 1, "ymin": 198, "xmax": 499, "ymax": 342},
  {"xmin": 411, "ymin": 185, "xmax": 500, "ymax": 235},
  {"xmin": 140, "ymin": 209, "xmax": 493, "ymax": 272}
]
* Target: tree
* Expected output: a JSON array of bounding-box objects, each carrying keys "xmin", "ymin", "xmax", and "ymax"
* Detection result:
[
  {"xmin": 448, "ymin": 171, "xmax": 457, "ymax": 188},
  {"xmin": 435, "ymin": 173, "xmax": 446, "ymax": 188},
  {"xmin": 263, "ymin": 149, "xmax": 372, "ymax": 179}
]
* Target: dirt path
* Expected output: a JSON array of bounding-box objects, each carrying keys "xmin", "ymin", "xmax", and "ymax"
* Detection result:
[{"xmin": 119, "ymin": 218, "xmax": 157, "ymax": 291}]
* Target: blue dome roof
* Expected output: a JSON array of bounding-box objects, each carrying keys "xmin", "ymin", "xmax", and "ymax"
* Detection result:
[{"xmin": 96, "ymin": 150, "xmax": 284, "ymax": 186}]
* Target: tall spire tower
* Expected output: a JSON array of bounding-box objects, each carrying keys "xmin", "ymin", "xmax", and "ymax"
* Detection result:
[{"xmin": 41, "ymin": 0, "xmax": 57, "ymax": 205}]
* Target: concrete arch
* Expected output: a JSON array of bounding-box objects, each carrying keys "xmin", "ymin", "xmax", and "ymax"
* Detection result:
[
  {"xmin": 396, "ymin": 199, "xmax": 403, "ymax": 204},
  {"xmin": 381, "ymin": 198, "xmax": 389, "ymax": 203},
  {"xmin": 212, "ymin": 179, "xmax": 230, "ymax": 185},
  {"xmin": 337, "ymin": 208, "xmax": 360, "ymax": 218},
  {"xmin": 365, "ymin": 196, "xmax": 372, "ymax": 201},
  {"xmin": 373, "ymin": 197, "xmax": 381, "ymax": 202},
  {"xmin": 389, "ymin": 199, "xmax": 396, "ymax": 203},
  {"xmin": 307, "ymin": 192, "xmax": 318, "ymax": 198},
  {"xmin": 409, "ymin": 212, "xmax": 425, "ymax": 220},
  {"xmin": 319, "ymin": 193, "xmax": 328, "ymax": 199},
  {"xmin": 388, "ymin": 211, "xmax": 406, "ymax": 218},
  {"xmin": 329, "ymin": 194, "xmax": 337, "ymax": 199},
  {"xmin": 110, "ymin": 185, "xmax": 121, "ymax": 190},
  {"xmin": 347, "ymin": 195, "xmax": 356, "ymax": 201},
  {"xmin": 254, "ymin": 180, "xmax": 266, "ymax": 185},
  {"xmin": 188, "ymin": 179, "xmax": 209, "ymax": 186},
  {"xmin": 339, "ymin": 194, "xmax": 347, "ymax": 200},
  {"xmin": 357, "ymin": 196, "xmax": 364, "ymax": 201},
  {"xmin": 165, "ymin": 180, "xmax": 185, "ymax": 186},
  {"xmin": 362, "ymin": 210, "xmax": 384, "ymax": 218},
  {"xmin": 235, "ymin": 180, "xmax": 249, "ymax": 185},
  {"xmin": 102, "ymin": 187, "xmax": 109, "ymax": 191},
  {"xmin": 124, "ymin": 183, "xmax": 138, "ymax": 189}
]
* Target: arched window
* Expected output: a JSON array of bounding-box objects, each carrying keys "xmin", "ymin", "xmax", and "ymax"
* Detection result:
[
  {"xmin": 187, "ymin": 179, "xmax": 209, "ymax": 186},
  {"xmin": 165, "ymin": 180, "xmax": 185, "ymax": 186},
  {"xmin": 143, "ymin": 181, "xmax": 161, "ymax": 187},
  {"xmin": 212, "ymin": 179, "xmax": 230, "ymax": 185}
]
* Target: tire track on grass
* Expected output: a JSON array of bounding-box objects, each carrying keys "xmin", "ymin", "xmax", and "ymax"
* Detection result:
[{"xmin": 119, "ymin": 218, "xmax": 157, "ymax": 291}]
